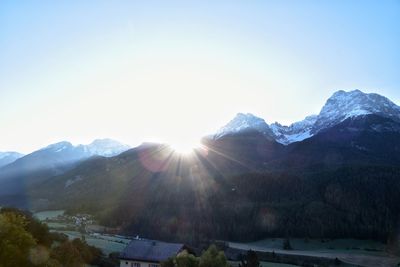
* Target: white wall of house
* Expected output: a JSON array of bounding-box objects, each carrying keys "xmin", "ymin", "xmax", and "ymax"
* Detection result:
[{"xmin": 120, "ymin": 260, "xmax": 160, "ymax": 267}]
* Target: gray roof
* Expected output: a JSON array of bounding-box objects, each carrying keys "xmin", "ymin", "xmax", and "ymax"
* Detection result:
[{"xmin": 120, "ymin": 239, "xmax": 185, "ymax": 262}]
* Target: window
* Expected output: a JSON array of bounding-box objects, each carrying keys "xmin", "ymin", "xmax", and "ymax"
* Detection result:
[{"xmin": 131, "ymin": 263, "xmax": 141, "ymax": 267}]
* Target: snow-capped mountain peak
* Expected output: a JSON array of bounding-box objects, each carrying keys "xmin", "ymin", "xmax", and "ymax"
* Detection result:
[
  {"xmin": 214, "ymin": 90, "xmax": 400, "ymax": 145},
  {"xmin": 312, "ymin": 89, "xmax": 400, "ymax": 134},
  {"xmin": 83, "ymin": 138, "xmax": 131, "ymax": 157},
  {"xmin": 43, "ymin": 141, "xmax": 74, "ymax": 152},
  {"xmin": 271, "ymin": 89, "xmax": 400, "ymax": 144},
  {"xmin": 0, "ymin": 139, "xmax": 131, "ymax": 181},
  {"xmin": 270, "ymin": 115, "xmax": 318, "ymax": 145},
  {"xmin": 39, "ymin": 139, "xmax": 130, "ymax": 157},
  {"xmin": 214, "ymin": 113, "xmax": 275, "ymax": 140}
]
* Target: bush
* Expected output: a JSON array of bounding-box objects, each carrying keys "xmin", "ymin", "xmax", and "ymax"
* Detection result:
[
  {"xmin": 0, "ymin": 212, "xmax": 36, "ymax": 267},
  {"xmin": 199, "ymin": 245, "xmax": 229, "ymax": 267},
  {"xmin": 162, "ymin": 245, "xmax": 229, "ymax": 267}
]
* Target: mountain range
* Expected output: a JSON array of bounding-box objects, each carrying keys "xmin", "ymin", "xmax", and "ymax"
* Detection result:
[
  {"xmin": 1, "ymin": 89, "xmax": 400, "ymax": 244},
  {"xmin": 0, "ymin": 152, "xmax": 24, "ymax": 168},
  {"xmin": 0, "ymin": 139, "xmax": 130, "ymax": 195},
  {"xmin": 215, "ymin": 89, "xmax": 400, "ymax": 144},
  {"xmin": 3, "ymin": 89, "xmax": 399, "ymax": 168}
]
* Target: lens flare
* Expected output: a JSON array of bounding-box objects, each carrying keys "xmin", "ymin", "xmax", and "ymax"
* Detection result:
[{"xmin": 169, "ymin": 140, "xmax": 201, "ymax": 155}]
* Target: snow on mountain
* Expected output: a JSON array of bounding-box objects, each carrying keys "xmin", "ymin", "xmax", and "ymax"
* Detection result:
[
  {"xmin": 215, "ymin": 113, "xmax": 317, "ymax": 144},
  {"xmin": 82, "ymin": 138, "xmax": 131, "ymax": 157},
  {"xmin": 270, "ymin": 115, "xmax": 318, "ymax": 145},
  {"xmin": 0, "ymin": 139, "xmax": 131, "ymax": 195},
  {"xmin": 312, "ymin": 89, "xmax": 400, "ymax": 134},
  {"xmin": 0, "ymin": 152, "xmax": 24, "ymax": 168},
  {"xmin": 214, "ymin": 90, "xmax": 400, "ymax": 145},
  {"xmin": 214, "ymin": 113, "xmax": 275, "ymax": 140},
  {"xmin": 40, "ymin": 139, "xmax": 130, "ymax": 157},
  {"xmin": 43, "ymin": 141, "xmax": 74, "ymax": 153}
]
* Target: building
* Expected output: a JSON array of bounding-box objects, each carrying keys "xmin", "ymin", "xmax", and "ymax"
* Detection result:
[{"xmin": 119, "ymin": 239, "xmax": 190, "ymax": 267}]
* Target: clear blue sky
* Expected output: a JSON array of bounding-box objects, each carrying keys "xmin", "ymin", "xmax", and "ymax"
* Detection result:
[{"xmin": 1, "ymin": 0, "xmax": 399, "ymax": 153}]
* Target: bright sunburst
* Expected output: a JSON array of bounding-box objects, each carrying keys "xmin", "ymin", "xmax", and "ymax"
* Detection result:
[{"xmin": 169, "ymin": 141, "xmax": 201, "ymax": 155}]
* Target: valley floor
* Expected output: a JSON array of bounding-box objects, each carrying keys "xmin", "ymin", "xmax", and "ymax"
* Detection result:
[
  {"xmin": 33, "ymin": 210, "xmax": 400, "ymax": 267},
  {"xmin": 33, "ymin": 210, "xmax": 130, "ymax": 255},
  {"xmin": 229, "ymin": 239, "xmax": 400, "ymax": 267}
]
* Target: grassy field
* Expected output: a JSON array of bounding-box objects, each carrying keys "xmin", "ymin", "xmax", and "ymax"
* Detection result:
[
  {"xmin": 34, "ymin": 210, "xmax": 129, "ymax": 255},
  {"xmin": 229, "ymin": 238, "xmax": 399, "ymax": 267},
  {"xmin": 34, "ymin": 210, "xmax": 65, "ymax": 220},
  {"xmin": 230, "ymin": 238, "xmax": 386, "ymax": 255},
  {"xmin": 46, "ymin": 221, "xmax": 75, "ymax": 229},
  {"xmin": 52, "ymin": 230, "xmax": 130, "ymax": 255}
]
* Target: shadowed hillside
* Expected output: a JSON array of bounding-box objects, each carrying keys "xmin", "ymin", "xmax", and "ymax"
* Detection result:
[{"xmin": 26, "ymin": 115, "xmax": 400, "ymax": 244}]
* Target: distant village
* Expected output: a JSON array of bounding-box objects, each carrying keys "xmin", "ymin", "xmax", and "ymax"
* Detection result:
[{"xmin": 43, "ymin": 212, "xmax": 123, "ymax": 235}]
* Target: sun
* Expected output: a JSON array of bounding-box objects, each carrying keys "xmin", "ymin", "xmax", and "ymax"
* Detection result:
[{"xmin": 169, "ymin": 140, "xmax": 201, "ymax": 155}]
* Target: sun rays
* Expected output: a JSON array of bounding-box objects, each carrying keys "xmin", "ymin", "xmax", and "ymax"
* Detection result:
[
  {"xmin": 168, "ymin": 139, "xmax": 204, "ymax": 156},
  {"xmin": 169, "ymin": 143, "xmax": 198, "ymax": 155}
]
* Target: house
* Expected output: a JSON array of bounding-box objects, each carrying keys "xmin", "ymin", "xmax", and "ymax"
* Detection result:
[{"xmin": 119, "ymin": 239, "xmax": 190, "ymax": 267}]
